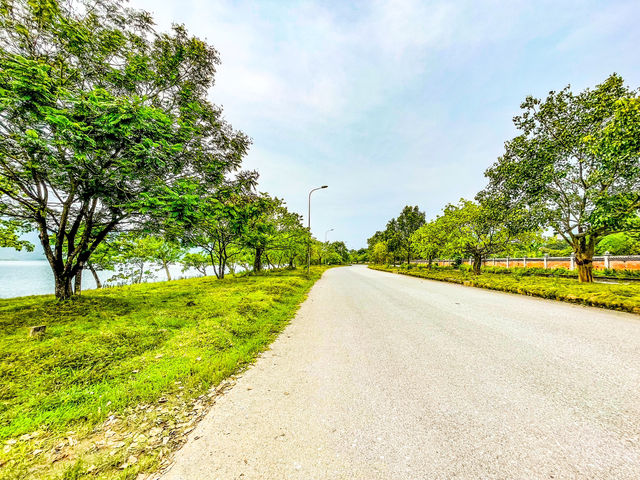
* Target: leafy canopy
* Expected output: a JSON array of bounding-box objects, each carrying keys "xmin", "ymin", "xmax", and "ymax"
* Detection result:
[
  {"xmin": 483, "ymin": 74, "xmax": 640, "ymax": 251},
  {"xmin": 0, "ymin": 0, "xmax": 251, "ymax": 297}
]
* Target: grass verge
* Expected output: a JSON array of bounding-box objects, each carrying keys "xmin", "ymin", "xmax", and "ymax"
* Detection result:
[
  {"xmin": 0, "ymin": 267, "xmax": 328, "ymax": 479},
  {"xmin": 369, "ymin": 264, "xmax": 640, "ymax": 314}
]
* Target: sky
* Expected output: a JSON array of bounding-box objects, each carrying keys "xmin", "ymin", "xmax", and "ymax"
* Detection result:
[{"xmin": 4, "ymin": 0, "xmax": 640, "ymax": 259}]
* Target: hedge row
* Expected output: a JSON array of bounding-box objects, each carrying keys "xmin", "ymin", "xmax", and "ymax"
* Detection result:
[
  {"xmin": 369, "ymin": 264, "xmax": 640, "ymax": 315},
  {"xmin": 421, "ymin": 263, "xmax": 640, "ymax": 279}
]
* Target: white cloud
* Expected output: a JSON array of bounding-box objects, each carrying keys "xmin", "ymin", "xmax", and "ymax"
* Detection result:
[{"xmin": 129, "ymin": 0, "xmax": 640, "ymax": 248}]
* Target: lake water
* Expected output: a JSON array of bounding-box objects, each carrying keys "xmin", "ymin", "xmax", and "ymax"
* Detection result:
[{"xmin": 0, "ymin": 261, "xmax": 204, "ymax": 299}]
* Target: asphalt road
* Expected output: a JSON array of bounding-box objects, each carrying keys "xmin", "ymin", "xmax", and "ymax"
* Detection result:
[{"xmin": 162, "ymin": 265, "xmax": 640, "ymax": 479}]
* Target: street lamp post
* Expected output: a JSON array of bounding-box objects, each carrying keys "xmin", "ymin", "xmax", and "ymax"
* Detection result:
[
  {"xmin": 307, "ymin": 185, "xmax": 328, "ymax": 273},
  {"xmin": 324, "ymin": 228, "xmax": 334, "ymax": 243},
  {"xmin": 324, "ymin": 228, "xmax": 334, "ymax": 265}
]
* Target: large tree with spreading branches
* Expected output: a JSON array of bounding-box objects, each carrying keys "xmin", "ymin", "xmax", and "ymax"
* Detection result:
[
  {"xmin": 483, "ymin": 74, "xmax": 640, "ymax": 282},
  {"xmin": 0, "ymin": 0, "xmax": 250, "ymax": 298}
]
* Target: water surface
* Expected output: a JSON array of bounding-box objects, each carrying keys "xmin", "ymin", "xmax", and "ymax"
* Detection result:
[{"xmin": 0, "ymin": 261, "xmax": 203, "ymax": 299}]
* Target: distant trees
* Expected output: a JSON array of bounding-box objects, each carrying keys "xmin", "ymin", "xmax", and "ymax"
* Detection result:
[
  {"xmin": 436, "ymin": 199, "xmax": 532, "ymax": 274},
  {"xmin": 370, "ymin": 241, "xmax": 391, "ymax": 264},
  {"xmin": 240, "ymin": 195, "xmax": 308, "ymax": 272},
  {"xmin": 366, "ymin": 206, "xmax": 425, "ymax": 265},
  {"xmin": 367, "ymin": 75, "xmax": 640, "ymax": 283},
  {"xmin": 181, "ymin": 252, "xmax": 210, "ymax": 277},
  {"xmin": 411, "ymin": 218, "xmax": 446, "ymax": 268},
  {"xmin": 179, "ymin": 189, "xmax": 252, "ymax": 279},
  {"xmin": 396, "ymin": 206, "xmax": 426, "ymax": 264},
  {"xmin": 350, "ymin": 248, "xmax": 368, "ymax": 264},
  {"xmin": 146, "ymin": 237, "xmax": 184, "ymax": 281}
]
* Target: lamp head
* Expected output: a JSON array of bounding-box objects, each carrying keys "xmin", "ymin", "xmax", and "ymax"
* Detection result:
[{"xmin": 321, "ymin": 185, "xmax": 328, "ymax": 188}]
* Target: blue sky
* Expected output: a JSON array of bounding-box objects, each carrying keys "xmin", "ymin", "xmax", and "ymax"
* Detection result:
[
  {"xmin": 127, "ymin": 0, "xmax": 638, "ymax": 249},
  {"xmin": 4, "ymin": 0, "xmax": 640, "ymax": 259}
]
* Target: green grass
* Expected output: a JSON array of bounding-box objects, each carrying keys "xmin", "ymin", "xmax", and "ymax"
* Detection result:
[
  {"xmin": 369, "ymin": 264, "xmax": 640, "ymax": 314},
  {"xmin": 468, "ymin": 264, "xmax": 640, "ymax": 279},
  {"xmin": 0, "ymin": 267, "xmax": 328, "ymax": 479}
]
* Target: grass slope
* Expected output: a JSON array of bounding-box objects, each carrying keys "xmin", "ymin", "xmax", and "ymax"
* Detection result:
[
  {"xmin": 0, "ymin": 267, "xmax": 327, "ymax": 479},
  {"xmin": 369, "ymin": 265, "xmax": 640, "ymax": 314}
]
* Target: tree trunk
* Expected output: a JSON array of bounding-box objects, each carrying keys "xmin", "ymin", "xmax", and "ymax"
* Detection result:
[
  {"xmin": 254, "ymin": 247, "xmax": 263, "ymax": 273},
  {"xmin": 427, "ymin": 257, "xmax": 433, "ymax": 269},
  {"xmin": 265, "ymin": 253, "xmax": 275, "ymax": 269},
  {"xmin": 54, "ymin": 274, "xmax": 73, "ymax": 300},
  {"xmin": 574, "ymin": 236, "xmax": 596, "ymax": 283},
  {"xmin": 219, "ymin": 257, "xmax": 225, "ymax": 279},
  {"xmin": 88, "ymin": 263, "xmax": 102, "ymax": 288},
  {"xmin": 209, "ymin": 251, "xmax": 220, "ymax": 279},
  {"xmin": 472, "ymin": 255, "xmax": 482, "ymax": 275},
  {"xmin": 74, "ymin": 263, "xmax": 83, "ymax": 295},
  {"xmin": 164, "ymin": 262, "xmax": 172, "ymax": 281}
]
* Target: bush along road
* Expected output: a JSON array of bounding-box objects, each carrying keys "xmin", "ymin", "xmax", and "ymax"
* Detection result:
[{"xmin": 369, "ymin": 264, "xmax": 640, "ymax": 314}]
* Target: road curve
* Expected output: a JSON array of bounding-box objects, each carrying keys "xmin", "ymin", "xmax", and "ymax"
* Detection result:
[{"xmin": 162, "ymin": 265, "xmax": 640, "ymax": 479}]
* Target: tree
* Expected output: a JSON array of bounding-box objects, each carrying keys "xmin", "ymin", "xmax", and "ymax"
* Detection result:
[
  {"xmin": 106, "ymin": 234, "xmax": 158, "ymax": 285},
  {"xmin": 367, "ymin": 230, "xmax": 386, "ymax": 261},
  {"xmin": 483, "ymin": 74, "xmax": 640, "ymax": 282},
  {"xmin": 350, "ymin": 248, "xmax": 368, "ymax": 264},
  {"xmin": 370, "ymin": 241, "xmax": 391, "ymax": 264},
  {"xmin": 269, "ymin": 208, "xmax": 307, "ymax": 269},
  {"xmin": 235, "ymin": 195, "xmax": 308, "ymax": 272},
  {"xmin": 146, "ymin": 236, "xmax": 184, "ymax": 281},
  {"xmin": 378, "ymin": 206, "xmax": 426, "ymax": 265},
  {"xmin": 0, "ymin": 0, "xmax": 250, "ymax": 298},
  {"xmin": 439, "ymin": 199, "xmax": 531, "ymax": 275},
  {"xmin": 181, "ymin": 252, "xmax": 210, "ymax": 277},
  {"xmin": 396, "ymin": 205, "xmax": 426, "ymax": 264},
  {"xmin": 85, "ymin": 238, "xmax": 119, "ymax": 289},
  {"xmin": 180, "ymin": 190, "xmax": 251, "ymax": 279},
  {"xmin": 241, "ymin": 195, "xmax": 287, "ymax": 272},
  {"xmin": 327, "ymin": 241, "xmax": 350, "ymax": 263},
  {"xmin": 411, "ymin": 218, "xmax": 446, "ymax": 267},
  {"xmin": 384, "ymin": 219, "xmax": 403, "ymax": 264}
]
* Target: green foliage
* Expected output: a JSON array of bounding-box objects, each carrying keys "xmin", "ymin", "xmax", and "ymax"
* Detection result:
[
  {"xmin": 0, "ymin": 0, "xmax": 250, "ymax": 298},
  {"xmin": 0, "ymin": 218, "xmax": 33, "ymax": 251},
  {"xmin": 420, "ymin": 198, "xmax": 534, "ymax": 274},
  {"xmin": 324, "ymin": 241, "xmax": 350, "ymax": 264},
  {"xmin": 482, "ymin": 74, "xmax": 640, "ymax": 282},
  {"xmin": 370, "ymin": 241, "xmax": 390, "ymax": 264},
  {"xmin": 366, "ymin": 205, "xmax": 425, "ymax": 264},
  {"xmin": 596, "ymin": 232, "xmax": 640, "ymax": 255},
  {"xmin": 180, "ymin": 252, "xmax": 210, "ymax": 277},
  {"xmin": 240, "ymin": 195, "xmax": 309, "ymax": 272},
  {"xmin": 349, "ymin": 248, "xmax": 368, "ymax": 264},
  {"xmin": 370, "ymin": 265, "xmax": 640, "ymax": 314},
  {"xmin": 395, "ymin": 205, "xmax": 426, "ymax": 263},
  {"xmin": 411, "ymin": 220, "xmax": 444, "ymax": 266},
  {"xmin": 175, "ymin": 187, "xmax": 258, "ymax": 279},
  {"xmin": 0, "ymin": 267, "xmax": 327, "ymax": 478}
]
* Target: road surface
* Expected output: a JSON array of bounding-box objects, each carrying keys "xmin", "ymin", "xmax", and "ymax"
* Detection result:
[{"xmin": 162, "ymin": 265, "xmax": 640, "ymax": 479}]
